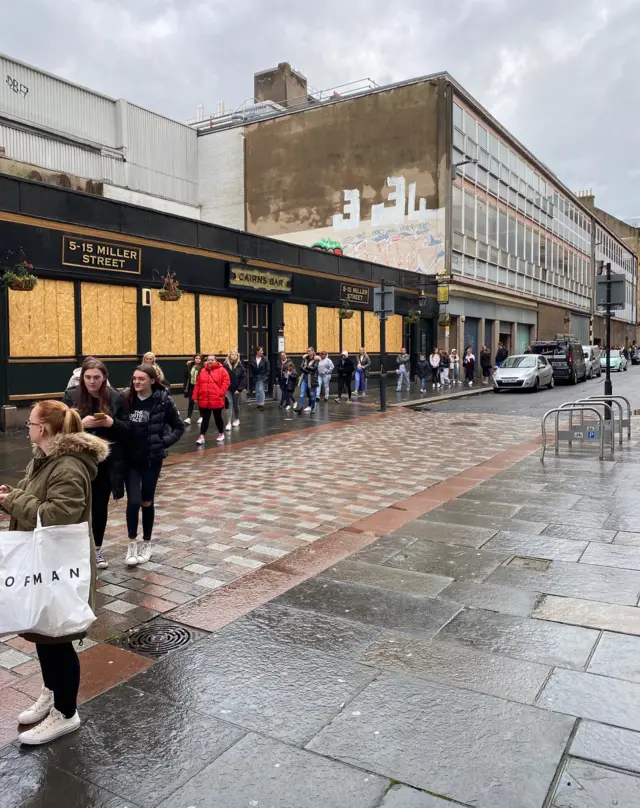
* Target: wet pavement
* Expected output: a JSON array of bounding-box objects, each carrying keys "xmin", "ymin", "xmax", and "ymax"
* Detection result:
[{"xmin": 2, "ymin": 381, "xmax": 640, "ymax": 805}]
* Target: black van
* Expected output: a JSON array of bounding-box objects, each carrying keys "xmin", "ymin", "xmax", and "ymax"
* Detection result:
[{"xmin": 530, "ymin": 337, "xmax": 587, "ymax": 384}]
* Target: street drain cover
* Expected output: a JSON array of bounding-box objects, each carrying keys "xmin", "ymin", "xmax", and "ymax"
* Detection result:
[
  {"xmin": 506, "ymin": 555, "xmax": 552, "ymax": 571},
  {"xmin": 107, "ymin": 618, "xmax": 208, "ymax": 658}
]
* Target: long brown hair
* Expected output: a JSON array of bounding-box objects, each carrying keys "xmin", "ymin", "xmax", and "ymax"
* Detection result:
[
  {"xmin": 124, "ymin": 363, "xmax": 166, "ymax": 407},
  {"xmin": 35, "ymin": 400, "xmax": 83, "ymax": 435},
  {"xmin": 78, "ymin": 358, "xmax": 112, "ymax": 417}
]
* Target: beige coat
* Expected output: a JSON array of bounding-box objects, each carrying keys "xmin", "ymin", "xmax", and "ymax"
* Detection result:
[{"xmin": 1, "ymin": 431, "xmax": 109, "ymax": 644}]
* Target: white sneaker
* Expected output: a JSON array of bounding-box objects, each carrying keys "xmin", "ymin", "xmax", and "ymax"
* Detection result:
[
  {"xmin": 19, "ymin": 707, "xmax": 80, "ymax": 746},
  {"xmin": 293, "ymin": 402, "xmax": 299, "ymax": 411},
  {"xmin": 95, "ymin": 546, "xmax": 108, "ymax": 570},
  {"xmin": 125, "ymin": 541, "xmax": 139, "ymax": 567},
  {"xmin": 196, "ymin": 435, "xmax": 205, "ymax": 445},
  {"xmin": 137, "ymin": 542, "xmax": 153, "ymax": 564},
  {"xmin": 285, "ymin": 405, "xmax": 291, "ymax": 410},
  {"xmin": 232, "ymin": 419, "xmax": 240, "ymax": 427},
  {"xmin": 184, "ymin": 417, "xmax": 191, "ymax": 425},
  {"xmin": 216, "ymin": 433, "xmax": 225, "ymax": 443},
  {"xmin": 303, "ymin": 406, "xmax": 312, "ymax": 412},
  {"xmin": 225, "ymin": 422, "xmax": 232, "ymax": 431},
  {"xmin": 18, "ymin": 686, "xmax": 54, "ymax": 725},
  {"xmin": 197, "ymin": 417, "xmax": 203, "ymax": 424}
]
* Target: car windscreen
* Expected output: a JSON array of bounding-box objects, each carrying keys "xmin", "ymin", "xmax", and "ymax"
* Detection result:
[
  {"xmin": 502, "ymin": 356, "xmax": 536, "ymax": 369},
  {"xmin": 531, "ymin": 342, "xmax": 568, "ymax": 357},
  {"xmin": 609, "ymin": 350, "xmax": 621, "ymax": 358}
]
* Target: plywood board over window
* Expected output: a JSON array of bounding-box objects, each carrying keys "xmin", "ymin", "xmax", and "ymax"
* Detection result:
[
  {"xmin": 9, "ymin": 280, "xmax": 75, "ymax": 357},
  {"xmin": 341, "ymin": 310, "xmax": 362, "ymax": 354},
  {"xmin": 316, "ymin": 307, "xmax": 340, "ymax": 354},
  {"xmin": 386, "ymin": 314, "xmax": 404, "ymax": 353},
  {"xmin": 283, "ymin": 303, "xmax": 309, "ymax": 355},
  {"xmin": 363, "ymin": 311, "xmax": 381, "ymax": 353},
  {"xmin": 199, "ymin": 295, "xmax": 238, "ymax": 356},
  {"xmin": 151, "ymin": 290, "xmax": 195, "ymax": 355},
  {"xmin": 81, "ymin": 283, "xmax": 137, "ymax": 356}
]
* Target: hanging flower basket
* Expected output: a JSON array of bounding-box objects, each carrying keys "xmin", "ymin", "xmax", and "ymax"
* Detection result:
[
  {"xmin": 1, "ymin": 256, "xmax": 38, "ymax": 291},
  {"xmin": 438, "ymin": 314, "xmax": 451, "ymax": 327},
  {"xmin": 339, "ymin": 308, "xmax": 354, "ymax": 319},
  {"xmin": 159, "ymin": 289, "xmax": 182, "ymax": 302},
  {"xmin": 405, "ymin": 310, "xmax": 420, "ymax": 325}
]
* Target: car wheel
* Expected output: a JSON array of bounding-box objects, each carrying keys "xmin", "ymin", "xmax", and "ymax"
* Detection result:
[
  {"xmin": 624, "ymin": 365, "xmax": 628, "ymax": 372},
  {"xmin": 493, "ymin": 388, "xmax": 501, "ymax": 394},
  {"xmin": 532, "ymin": 377, "xmax": 539, "ymax": 393},
  {"xmin": 548, "ymin": 375, "xmax": 555, "ymax": 390},
  {"xmin": 570, "ymin": 370, "xmax": 577, "ymax": 385}
]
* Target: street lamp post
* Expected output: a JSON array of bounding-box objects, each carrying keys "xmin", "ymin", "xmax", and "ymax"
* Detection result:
[{"xmin": 605, "ymin": 261, "xmax": 613, "ymax": 397}]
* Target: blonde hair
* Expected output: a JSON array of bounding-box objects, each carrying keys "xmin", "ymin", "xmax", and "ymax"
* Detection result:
[{"xmin": 34, "ymin": 400, "xmax": 83, "ymax": 435}]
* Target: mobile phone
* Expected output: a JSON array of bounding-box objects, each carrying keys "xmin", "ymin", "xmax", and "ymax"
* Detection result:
[{"xmin": 93, "ymin": 413, "xmax": 107, "ymax": 420}]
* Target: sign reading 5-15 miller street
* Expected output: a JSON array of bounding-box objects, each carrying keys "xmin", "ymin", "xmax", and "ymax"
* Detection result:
[{"xmin": 62, "ymin": 235, "xmax": 142, "ymax": 273}]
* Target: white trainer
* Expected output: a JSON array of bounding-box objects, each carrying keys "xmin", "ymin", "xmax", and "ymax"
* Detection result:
[
  {"xmin": 19, "ymin": 707, "xmax": 80, "ymax": 745},
  {"xmin": 232, "ymin": 419, "xmax": 240, "ymax": 427},
  {"xmin": 184, "ymin": 417, "xmax": 191, "ymax": 425},
  {"xmin": 216, "ymin": 433, "xmax": 225, "ymax": 443},
  {"xmin": 125, "ymin": 541, "xmax": 139, "ymax": 567},
  {"xmin": 197, "ymin": 417, "xmax": 203, "ymax": 424},
  {"xmin": 136, "ymin": 542, "xmax": 153, "ymax": 564},
  {"xmin": 225, "ymin": 422, "xmax": 232, "ymax": 431},
  {"xmin": 196, "ymin": 435, "xmax": 205, "ymax": 445},
  {"xmin": 18, "ymin": 686, "xmax": 54, "ymax": 725},
  {"xmin": 303, "ymin": 406, "xmax": 312, "ymax": 412}
]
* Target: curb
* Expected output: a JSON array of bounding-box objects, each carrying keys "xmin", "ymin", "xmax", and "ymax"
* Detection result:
[{"xmin": 390, "ymin": 386, "xmax": 495, "ymax": 408}]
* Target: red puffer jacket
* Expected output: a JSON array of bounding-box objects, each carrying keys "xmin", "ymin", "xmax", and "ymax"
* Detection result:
[{"xmin": 192, "ymin": 363, "xmax": 230, "ymax": 409}]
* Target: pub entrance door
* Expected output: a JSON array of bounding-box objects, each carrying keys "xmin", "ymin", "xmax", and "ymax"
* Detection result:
[{"xmin": 243, "ymin": 301, "xmax": 271, "ymax": 392}]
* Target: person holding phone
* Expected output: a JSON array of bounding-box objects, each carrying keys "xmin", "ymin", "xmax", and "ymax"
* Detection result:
[{"xmin": 64, "ymin": 358, "xmax": 129, "ymax": 570}]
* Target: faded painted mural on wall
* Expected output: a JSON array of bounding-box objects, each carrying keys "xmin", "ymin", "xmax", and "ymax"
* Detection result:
[{"xmin": 281, "ymin": 176, "xmax": 445, "ymax": 275}]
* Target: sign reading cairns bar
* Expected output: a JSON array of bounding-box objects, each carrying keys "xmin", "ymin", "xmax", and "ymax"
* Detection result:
[
  {"xmin": 229, "ymin": 265, "xmax": 292, "ymax": 293},
  {"xmin": 340, "ymin": 283, "xmax": 371, "ymax": 305},
  {"xmin": 62, "ymin": 235, "xmax": 142, "ymax": 273}
]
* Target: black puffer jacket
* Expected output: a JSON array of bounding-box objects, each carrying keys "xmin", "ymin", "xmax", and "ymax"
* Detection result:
[
  {"xmin": 224, "ymin": 361, "xmax": 247, "ymax": 394},
  {"xmin": 63, "ymin": 387, "xmax": 129, "ymax": 499},
  {"xmin": 300, "ymin": 355, "xmax": 320, "ymax": 387},
  {"xmin": 416, "ymin": 359, "xmax": 429, "ymax": 378},
  {"xmin": 250, "ymin": 356, "xmax": 271, "ymax": 383},
  {"xmin": 125, "ymin": 389, "xmax": 185, "ymax": 465},
  {"xmin": 338, "ymin": 356, "xmax": 355, "ymax": 378}
]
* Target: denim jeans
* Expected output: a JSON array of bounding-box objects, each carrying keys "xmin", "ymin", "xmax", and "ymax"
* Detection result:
[
  {"xmin": 396, "ymin": 366, "xmax": 411, "ymax": 391},
  {"xmin": 317, "ymin": 373, "xmax": 331, "ymax": 399},
  {"xmin": 298, "ymin": 377, "xmax": 316, "ymax": 409},
  {"xmin": 354, "ymin": 368, "xmax": 367, "ymax": 393},
  {"xmin": 225, "ymin": 390, "xmax": 240, "ymax": 423},
  {"xmin": 255, "ymin": 378, "xmax": 266, "ymax": 406}
]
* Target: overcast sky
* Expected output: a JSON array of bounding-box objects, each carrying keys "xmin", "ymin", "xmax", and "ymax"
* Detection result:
[{"xmin": 2, "ymin": 0, "xmax": 638, "ymax": 218}]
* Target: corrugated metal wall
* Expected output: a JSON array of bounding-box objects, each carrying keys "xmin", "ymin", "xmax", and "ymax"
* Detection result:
[{"xmin": 1, "ymin": 54, "xmax": 116, "ymax": 145}]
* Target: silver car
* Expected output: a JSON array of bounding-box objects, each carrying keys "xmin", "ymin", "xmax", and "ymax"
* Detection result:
[
  {"xmin": 493, "ymin": 354, "xmax": 554, "ymax": 393},
  {"xmin": 582, "ymin": 345, "xmax": 602, "ymax": 379}
]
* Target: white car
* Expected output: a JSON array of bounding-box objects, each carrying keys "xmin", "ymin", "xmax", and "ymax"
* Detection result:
[
  {"xmin": 582, "ymin": 345, "xmax": 602, "ymax": 379},
  {"xmin": 600, "ymin": 349, "xmax": 628, "ymax": 372},
  {"xmin": 493, "ymin": 354, "xmax": 554, "ymax": 393}
]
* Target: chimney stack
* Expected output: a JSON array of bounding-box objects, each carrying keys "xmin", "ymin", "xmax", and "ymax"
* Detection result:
[{"xmin": 254, "ymin": 62, "xmax": 308, "ymax": 108}]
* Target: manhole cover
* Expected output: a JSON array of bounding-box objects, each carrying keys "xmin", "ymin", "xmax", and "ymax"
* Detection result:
[
  {"xmin": 107, "ymin": 618, "xmax": 208, "ymax": 658},
  {"xmin": 506, "ymin": 555, "xmax": 552, "ymax": 571}
]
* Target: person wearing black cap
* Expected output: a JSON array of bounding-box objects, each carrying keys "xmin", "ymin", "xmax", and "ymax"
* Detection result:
[{"xmin": 335, "ymin": 351, "xmax": 355, "ymax": 403}]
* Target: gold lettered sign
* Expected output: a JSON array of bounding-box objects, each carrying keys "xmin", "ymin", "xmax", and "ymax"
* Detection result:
[
  {"xmin": 437, "ymin": 284, "xmax": 449, "ymax": 304},
  {"xmin": 340, "ymin": 283, "xmax": 371, "ymax": 305},
  {"xmin": 62, "ymin": 235, "xmax": 142, "ymax": 273},
  {"xmin": 229, "ymin": 265, "xmax": 292, "ymax": 293}
]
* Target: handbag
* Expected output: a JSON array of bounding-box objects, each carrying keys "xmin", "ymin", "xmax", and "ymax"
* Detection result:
[{"xmin": 0, "ymin": 512, "xmax": 95, "ymax": 637}]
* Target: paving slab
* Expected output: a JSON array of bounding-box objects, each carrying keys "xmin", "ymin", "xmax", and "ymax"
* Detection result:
[
  {"xmin": 587, "ymin": 632, "xmax": 640, "ymax": 682},
  {"xmin": 417, "ymin": 509, "xmax": 548, "ymax": 534},
  {"xmin": 537, "ymin": 668, "xmax": 640, "ymax": 731},
  {"xmin": 457, "ymin": 488, "xmax": 581, "ymax": 509},
  {"xmin": 360, "ymin": 632, "xmax": 551, "ymax": 704},
  {"xmin": 542, "ymin": 524, "xmax": 616, "ymax": 543},
  {"xmin": 29, "ymin": 685, "xmax": 244, "ymax": 808},
  {"xmin": 439, "ymin": 579, "xmax": 542, "ymax": 617},
  {"xmin": 552, "ymin": 759, "xmax": 640, "ymax": 807},
  {"xmin": 437, "ymin": 608, "xmax": 599, "ymax": 669},
  {"xmin": 604, "ymin": 512, "xmax": 640, "ymax": 531},
  {"xmin": 486, "ymin": 560, "xmax": 640, "ymax": 605},
  {"xmin": 127, "ymin": 624, "xmax": 377, "ymax": 745},
  {"xmin": 380, "ymin": 786, "xmax": 467, "ymax": 807},
  {"xmin": 307, "ymin": 674, "xmax": 574, "ymax": 808},
  {"xmin": 157, "ymin": 733, "xmax": 388, "ymax": 808},
  {"xmin": 516, "ymin": 506, "xmax": 609, "ymax": 529},
  {"xmin": 483, "ymin": 531, "xmax": 588, "ymax": 562},
  {"xmin": 571, "ymin": 721, "xmax": 640, "ymax": 774},
  {"xmin": 614, "ymin": 530, "xmax": 640, "ymax": 546},
  {"xmin": 580, "ymin": 542, "xmax": 640, "ymax": 570},
  {"xmin": 384, "ymin": 542, "xmax": 507, "ymax": 582},
  {"xmin": 352, "ymin": 533, "xmax": 421, "ymax": 565},
  {"xmin": 391, "ymin": 520, "xmax": 497, "ymax": 549},
  {"xmin": 322, "ymin": 559, "xmax": 452, "ymax": 598},
  {"xmin": 275, "ymin": 577, "xmax": 461, "ymax": 638},
  {"xmin": 533, "ymin": 595, "xmax": 640, "ymax": 635},
  {"xmin": 438, "ymin": 498, "xmax": 523, "ymax": 518}
]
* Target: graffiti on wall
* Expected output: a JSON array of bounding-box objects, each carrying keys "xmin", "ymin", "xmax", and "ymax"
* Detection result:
[{"xmin": 284, "ymin": 175, "xmax": 445, "ymax": 275}]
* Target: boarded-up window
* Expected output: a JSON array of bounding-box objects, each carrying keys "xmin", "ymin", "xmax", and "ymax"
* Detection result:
[
  {"xmin": 81, "ymin": 283, "xmax": 137, "ymax": 356},
  {"xmin": 363, "ymin": 312, "xmax": 381, "ymax": 353},
  {"xmin": 386, "ymin": 315, "xmax": 404, "ymax": 353},
  {"xmin": 151, "ymin": 290, "xmax": 195, "ymax": 355},
  {"xmin": 341, "ymin": 310, "xmax": 362, "ymax": 354},
  {"xmin": 316, "ymin": 307, "xmax": 340, "ymax": 354},
  {"xmin": 283, "ymin": 303, "xmax": 309, "ymax": 354},
  {"xmin": 10, "ymin": 280, "xmax": 75, "ymax": 357},
  {"xmin": 199, "ymin": 295, "xmax": 238, "ymax": 355}
]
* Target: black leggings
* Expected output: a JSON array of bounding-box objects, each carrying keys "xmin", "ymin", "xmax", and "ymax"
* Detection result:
[
  {"xmin": 199, "ymin": 407, "xmax": 224, "ymax": 436},
  {"xmin": 91, "ymin": 462, "xmax": 112, "ymax": 548},
  {"xmin": 36, "ymin": 642, "xmax": 80, "ymax": 719},
  {"xmin": 187, "ymin": 399, "xmax": 197, "ymax": 419},
  {"xmin": 337, "ymin": 376, "xmax": 352, "ymax": 399},
  {"xmin": 125, "ymin": 463, "xmax": 162, "ymax": 540}
]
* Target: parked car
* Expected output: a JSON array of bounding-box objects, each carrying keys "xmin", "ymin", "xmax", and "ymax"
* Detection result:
[
  {"xmin": 600, "ymin": 349, "xmax": 628, "ymax": 372},
  {"xmin": 493, "ymin": 354, "xmax": 554, "ymax": 393},
  {"xmin": 530, "ymin": 338, "xmax": 587, "ymax": 384},
  {"xmin": 582, "ymin": 345, "xmax": 602, "ymax": 379}
]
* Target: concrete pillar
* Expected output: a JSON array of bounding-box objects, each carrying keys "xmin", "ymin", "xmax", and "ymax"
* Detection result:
[
  {"xmin": 478, "ymin": 317, "xmax": 486, "ymax": 378},
  {"xmin": 492, "ymin": 320, "xmax": 500, "ymax": 363},
  {"xmin": 511, "ymin": 321, "xmax": 518, "ymax": 355}
]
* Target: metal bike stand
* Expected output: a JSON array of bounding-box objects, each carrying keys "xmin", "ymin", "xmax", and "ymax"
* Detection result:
[
  {"xmin": 541, "ymin": 406, "xmax": 605, "ymax": 463},
  {"xmin": 583, "ymin": 395, "xmax": 632, "ymax": 441},
  {"xmin": 575, "ymin": 398, "xmax": 624, "ymax": 447},
  {"xmin": 557, "ymin": 401, "xmax": 616, "ymax": 454}
]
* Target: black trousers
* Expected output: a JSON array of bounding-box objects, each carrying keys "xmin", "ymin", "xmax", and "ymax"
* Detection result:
[
  {"xmin": 337, "ymin": 375, "xmax": 352, "ymax": 398},
  {"xmin": 125, "ymin": 462, "xmax": 162, "ymax": 540},
  {"xmin": 36, "ymin": 642, "xmax": 80, "ymax": 719},
  {"xmin": 91, "ymin": 462, "xmax": 112, "ymax": 548},
  {"xmin": 199, "ymin": 407, "xmax": 224, "ymax": 436}
]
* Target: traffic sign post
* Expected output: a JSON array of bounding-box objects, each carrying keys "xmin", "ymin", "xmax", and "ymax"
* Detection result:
[{"xmin": 374, "ymin": 281, "xmax": 395, "ymax": 412}]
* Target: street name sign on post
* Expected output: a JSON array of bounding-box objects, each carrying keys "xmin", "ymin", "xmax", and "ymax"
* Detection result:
[
  {"xmin": 374, "ymin": 282, "xmax": 395, "ymax": 413},
  {"xmin": 596, "ymin": 273, "xmax": 626, "ymax": 311}
]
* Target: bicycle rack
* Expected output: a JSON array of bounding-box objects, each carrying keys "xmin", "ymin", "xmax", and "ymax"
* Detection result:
[
  {"xmin": 541, "ymin": 406, "xmax": 606, "ymax": 463},
  {"xmin": 583, "ymin": 395, "xmax": 632, "ymax": 441},
  {"xmin": 557, "ymin": 400, "xmax": 617, "ymax": 453},
  {"xmin": 573, "ymin": 398, "xmax": 624, "ymax": 447}
]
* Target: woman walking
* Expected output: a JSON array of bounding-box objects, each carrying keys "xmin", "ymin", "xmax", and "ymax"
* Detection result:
[
  {"xmin": 480, "ymin": 345, "xmax": 492, "ymax": 384},
  {"xmin": 440, "ymin": 350, "xmax": 451, "ymax": 386},
  {"xmin": 335, "ymin": 351, "xmax": 355, "ymax": 403},
  {"xmin": 224, "ymin": 350, "xmax": 247, "ymax": 431},
  {"xmin": 354, "ymin": 347, "xmax": 371, "ymax": 396},
  {"xmin": 63, "ymin": 358, "xmax": 128, "ymax": 570},
  {"xmin": 277, "ymin": 351, "xmax": 289, "ymax": 408},
  {"xmin": 250, "ymin": 347, "xmax": 270, "ymax": 410},
  {"xmin": 296, "ymin": 347, "xmax": 320, "ymax": 413},
  {"xmin": 464, "ymin": 346, "xmax": 476, "ymax": 386},
  {"xmin": 317, "ymin": 350, "xmax": 334, "ymax": 401},
  {"xmin": 450, "ymin": 348, "xmax": 460, "ymax": 384},
  {"xmin": 183, "ymin": 355, "xmax": 203, "ymax": 425},
  {"xmin": 416, "ymin": 353, "xmax": 429, "ymax": 393},
  {"xmin": 429, "ymin": 348, "xmax": 441, "ymax": 388},
  {"xmin": 0, "ymin": 400, "xmax": 108, "ymax": 745},
  {"xmin": 193, "ymin": 355, "xmax": 230, "ymax": 446},
  {"xmin": 124, "ymin": 364, "xmax": 184, "ymax": 567}
]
